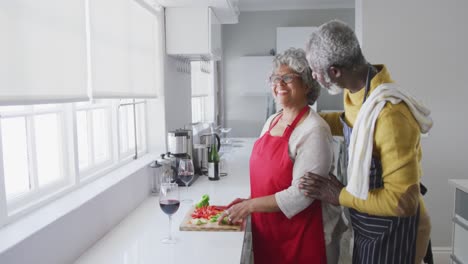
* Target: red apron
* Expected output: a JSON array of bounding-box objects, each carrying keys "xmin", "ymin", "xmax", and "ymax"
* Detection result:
[{"xmin": 250, "ymin": 106, "xmax": 326, "ymax": 264}]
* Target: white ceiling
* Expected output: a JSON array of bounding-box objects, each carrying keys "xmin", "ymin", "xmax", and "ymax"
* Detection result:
[
  {"xmin": 152, "ymin": 0, "xmax": 354, "ymax": 23},
  {"xmin": 153, "ymin": 0, "xmax": 240, "ymax": 23},
  {"xmin": 238, "ymin": 0, "xmax": 354, "ymax": 11},
  {"xmin": 154, "ymin": 0, "xmax": 354, "ymax": 11}
]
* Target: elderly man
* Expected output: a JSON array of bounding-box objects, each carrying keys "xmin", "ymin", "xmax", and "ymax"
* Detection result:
[{"xmin": 299, "ymin": 20, "xmax": 432, "ymax": 264}]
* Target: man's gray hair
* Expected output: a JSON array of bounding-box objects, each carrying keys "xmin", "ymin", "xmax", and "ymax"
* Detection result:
[
  {"xmin": 272, "ymin": 48, "xmax": 320, "ymax": 105},
  {"xmin": 306, "ymin": 20, "xmax": 367, "ymax": 75}
]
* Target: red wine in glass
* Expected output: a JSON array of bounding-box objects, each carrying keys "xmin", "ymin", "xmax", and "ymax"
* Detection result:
[
  {"xmin": 159, "ymin": 182, "xmax": 179, "ymax": 244},
  {"xmin": 159, "ymin": 199, "xmax": 180, "ymax": 215}
]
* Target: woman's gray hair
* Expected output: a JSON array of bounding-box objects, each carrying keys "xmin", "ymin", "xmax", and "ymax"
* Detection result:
[
  {"xmin": 272, "ymin": 48, "xmax": 320, "ymax": 105},
  {"xmin": 305, "ymin": 20, "xmax": 367, "ymax": 75}
]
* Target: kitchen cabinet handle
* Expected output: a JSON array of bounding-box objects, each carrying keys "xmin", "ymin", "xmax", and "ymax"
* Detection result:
[{"xmin": 453, "ymin": 215, "xmax": 468, "ymax": 231}]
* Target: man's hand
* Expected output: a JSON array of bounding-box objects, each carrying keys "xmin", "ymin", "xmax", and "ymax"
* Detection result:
[{"xmin": 299, "ymin": 172, "xmax": 344, "ymax": 206}]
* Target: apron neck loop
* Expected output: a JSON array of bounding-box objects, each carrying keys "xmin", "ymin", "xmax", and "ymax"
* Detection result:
[{"xmin": 283, "ymin": 105, "xmax": 309, "ymax": 138}]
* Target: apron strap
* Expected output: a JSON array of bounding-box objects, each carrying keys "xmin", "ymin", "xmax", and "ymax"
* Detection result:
[
  {"xmin": 283, "ymin": 105, "xmax": 309, "ymax": 139},
  {"xmin": 269, "ymin": 112, "xmax": 283, "ymax": 130}
]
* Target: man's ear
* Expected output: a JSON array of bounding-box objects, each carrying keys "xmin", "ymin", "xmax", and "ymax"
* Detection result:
[{"xmin": 328, "ymin": 66, "xmax": 341, "ymax": 79}]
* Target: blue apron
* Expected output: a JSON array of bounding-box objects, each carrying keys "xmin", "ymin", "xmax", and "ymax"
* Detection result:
[{"xmin": 341, "ymin": 65, "xmax": 420, "ymax": 264}]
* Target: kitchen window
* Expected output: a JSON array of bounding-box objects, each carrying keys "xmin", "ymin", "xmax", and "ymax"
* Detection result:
[
  {"xmin": 191, "ymin": 61, "xmax": 215, "ymax": 123},
  {"xmin": 192, "ymin": 96, "xmax": 208, "ymax": 123},
  {"xmin": 0, "ymin": 99, "xmax": 147, "ymax": 221},
  {"xmin": 76, "ymin": 100, "xmax": 113, "ymax": 176},
  {"xmin": 118, "ymin": 99, "xmax": 147, "ymax": 160},
  {"xmin": 0, "ymin": 104, "xmax": 70, "ymax": 212}
]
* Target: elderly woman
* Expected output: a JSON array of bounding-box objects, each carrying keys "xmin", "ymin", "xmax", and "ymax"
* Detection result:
[{"xmin": 220, "ymin": 48, "xmax": 344, "ymax": 264}]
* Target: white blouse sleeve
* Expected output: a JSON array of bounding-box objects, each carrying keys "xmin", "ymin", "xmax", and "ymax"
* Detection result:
[{"xmin": 275, "ymin": 125, "xmax": 333, "ymax": 219}]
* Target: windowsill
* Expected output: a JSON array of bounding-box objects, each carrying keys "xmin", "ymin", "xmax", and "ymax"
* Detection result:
[{"xmin": 0, "ymin": 152, "xmax": 158, "ymax": 254}]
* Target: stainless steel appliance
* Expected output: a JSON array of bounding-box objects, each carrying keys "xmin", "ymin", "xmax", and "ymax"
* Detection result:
[
  {"xmin": 199, "ymin": 133, "xmax": 221, "ymax": 174},
  {"xmin": 167, "ymin": 129, "xmax": 192, "ymax": 157},
  {"xmin": 183, "ymin": 122, "xmax": 221, "ymax": 176},
  {"xmin": 166, "ymin": 128, "xmax": 197, "ymax": 186},
  {"xmin": 150, "ymin": 154, "xmax": 174, "ymax": 196}
]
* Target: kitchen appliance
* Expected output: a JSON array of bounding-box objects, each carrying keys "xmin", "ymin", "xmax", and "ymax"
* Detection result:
[
  {"xmin": 166, "ymin": 128, "xmax": 198, "ymax": 186},
  {"xmin": 193, "ymin": 143, "xmax": 206, "ymax": 175},
  {"xmin": 185, "ymin": 122, "xmax": 210, "ymax": 174},
  {"xmin": 150, "ymin": 154, "xmax": 174, "ymax": 196},
  {"xmin": 198, "ymin": 133, "xmax": 221, "ymax": 174},
  {"xmin": 167, "ymin": 129, "xmax": 192, "ymax": 158}
]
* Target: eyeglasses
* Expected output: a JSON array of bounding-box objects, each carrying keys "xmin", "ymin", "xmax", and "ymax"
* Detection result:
[{"xmin": 269, "ymin": 73, "xmax": 301, "ymax": 84}]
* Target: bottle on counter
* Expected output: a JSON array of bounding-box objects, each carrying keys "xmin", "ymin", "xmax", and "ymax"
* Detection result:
[{"xmin": 208, "ymin": 144, "xmax": 220, "ymax": 181}]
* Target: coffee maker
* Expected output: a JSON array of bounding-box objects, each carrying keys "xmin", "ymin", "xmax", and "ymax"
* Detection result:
[
  {"xmin": 186, "ymin": 122, "xmax": 221, "ymax": 175},
  {"xmin": 166, "ymin": 129, "xmax": 198, "ymax": 186},
  {"xmin": 167, "ymin": 129, "xmax": 192, "ymax": 158}
]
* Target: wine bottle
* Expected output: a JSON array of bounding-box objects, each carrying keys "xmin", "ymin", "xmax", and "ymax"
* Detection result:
[{"xmin": 208, "ymin": 144, "xmax": 220, "ymax": 181}]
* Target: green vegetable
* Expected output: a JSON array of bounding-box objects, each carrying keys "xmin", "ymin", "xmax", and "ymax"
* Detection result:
[
  {"xmin": 195, "ymin": 194, "xmax": 210, "ymax": 209},
  {"xmin": 209, "ymin": 213, "xmax": 221, "ymax": 222},
  {"xmin": 220, "ymin": 216, "xmax": 229, "ymax": 225},
  {"xmin": 196, "ymin": 219, "xmax": 207, "ymax": 225}
]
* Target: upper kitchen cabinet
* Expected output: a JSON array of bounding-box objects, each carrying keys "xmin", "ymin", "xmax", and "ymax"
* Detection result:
[{"xmin": 165, "ymin": 7, "xmax": 222, "ymax": 60}]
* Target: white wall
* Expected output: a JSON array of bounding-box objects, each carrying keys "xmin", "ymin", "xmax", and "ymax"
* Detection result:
[
  {"xmin": 358, "ymin": 0, "xmax": 468, "ymax": 248},
  {"xmin": 222, "ymin": 9, "xmax": 354, "ymax": 137}
]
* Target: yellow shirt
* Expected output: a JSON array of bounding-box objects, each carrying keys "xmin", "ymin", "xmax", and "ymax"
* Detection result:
[{"xmin": 321, "ymin": 65, "xmax": 426, "ymax": 217}]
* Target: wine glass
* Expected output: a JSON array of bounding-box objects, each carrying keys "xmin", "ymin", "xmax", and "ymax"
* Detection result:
[
  {"xmin": 219, "ymin": 127, "xmax": 233, "ymax": 154},
  {"xmin": 178, "ymin": 158, "xmax": 194, "ymax": 203},
  {"xmin": 159, "ymin": 182, "xmax": 180, "ymax": 244}
]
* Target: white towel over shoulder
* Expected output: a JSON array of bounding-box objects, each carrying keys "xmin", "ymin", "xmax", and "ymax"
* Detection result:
[{"xmin": 346, "ymin": 83, "xmax": 433, "ymax": 200}]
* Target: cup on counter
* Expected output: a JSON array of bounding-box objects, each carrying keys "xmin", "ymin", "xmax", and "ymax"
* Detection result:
[
  {"xmin": 219, "ymin": 156, "xmax": 228, "ymax": 176},
  {"xmin": 219, "ymin": 127, "xmax": 233, "ymax": 154}
]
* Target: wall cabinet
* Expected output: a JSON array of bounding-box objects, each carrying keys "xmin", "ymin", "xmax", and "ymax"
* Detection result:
[
  {"xmin": 165, "ymin": 7, "xmax": 221, "ymax": 60},
  {"xmin": 450, "ymin": 179, "xmax": 468, "ymax": 264}
]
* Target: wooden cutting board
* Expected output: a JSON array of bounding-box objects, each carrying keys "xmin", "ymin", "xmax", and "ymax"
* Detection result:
[{"xmin": 179, "ymin": 206, "xmax": 243, "ymax": 232}]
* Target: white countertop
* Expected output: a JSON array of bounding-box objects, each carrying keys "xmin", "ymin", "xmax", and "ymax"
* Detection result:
[
  {"xmin": 449, "ymin": 179, "xmax": 468, "ymax": 193},
  {"xmin": 74, "ymin": 138, "xmax": 255, "ymax": 264}
]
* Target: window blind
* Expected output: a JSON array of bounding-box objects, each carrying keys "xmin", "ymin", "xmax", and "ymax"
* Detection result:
[
  {"xmin": 88, "ymin": 0, "xmax": 162, "ymax": 99},
  {"xmin": 0, "ymin": 0, "xmax": 88, "ymax": 105}
]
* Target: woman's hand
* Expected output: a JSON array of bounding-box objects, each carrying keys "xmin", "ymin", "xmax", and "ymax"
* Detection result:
[
  {"xmin": 218, "ymin": 198, "xmax": 251, "ymax": 225},
  {"xmin": 299, "ymin": 172, "xmax": 344, "ymax": 206},
  {"xmin": 225, "ymin": 197, "xmax": 248, "ymax": 208}
]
